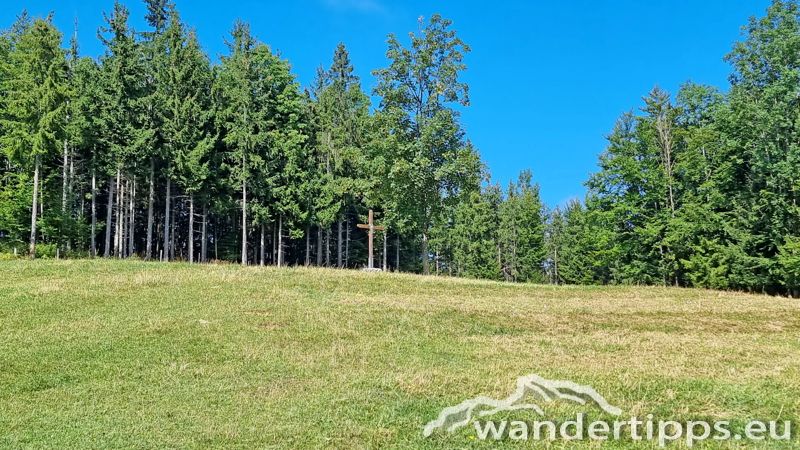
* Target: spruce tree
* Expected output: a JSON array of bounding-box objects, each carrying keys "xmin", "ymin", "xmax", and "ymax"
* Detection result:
[
  {"xmin": 97, "ymin": 1, "xmax": 146, "ymax": 258},
  {"xmin": 0, "ymin": 15, "xmax": 70, "ymax": 260},
  {"xmin": 161, "ymin": 12, "xmax": 214, "ymax": 264}
]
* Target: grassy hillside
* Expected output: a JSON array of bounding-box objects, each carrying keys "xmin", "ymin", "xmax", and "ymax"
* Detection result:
[{"xmin": 0, "ymin": 260, "xmax": 798, "ymax": 449}]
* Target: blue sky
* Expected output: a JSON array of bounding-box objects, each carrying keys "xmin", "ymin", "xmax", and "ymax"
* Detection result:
[{"xmin": 3, "ymin": 0, "xmax": 773, "ymax": 207}]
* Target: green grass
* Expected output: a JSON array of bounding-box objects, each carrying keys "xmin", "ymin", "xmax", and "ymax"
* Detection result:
[{"xmin": 0, "ymin": 260, "xmax": 799, "ymax": 449}]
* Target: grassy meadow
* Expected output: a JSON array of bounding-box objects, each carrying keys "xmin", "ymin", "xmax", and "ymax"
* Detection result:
[{"xmin": 0, "ymin": 259, "xmax": 799, "ymax": 449}]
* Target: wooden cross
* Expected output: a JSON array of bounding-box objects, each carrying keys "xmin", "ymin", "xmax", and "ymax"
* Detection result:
[{"xmin": 357, "ymin": 210, "xmax": 385, "ymax": 269}]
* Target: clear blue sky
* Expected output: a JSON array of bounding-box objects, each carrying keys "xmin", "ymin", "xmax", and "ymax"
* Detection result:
[{"xmin": 3, "ymin": 0, "xmax": 773, "ymax": 207}]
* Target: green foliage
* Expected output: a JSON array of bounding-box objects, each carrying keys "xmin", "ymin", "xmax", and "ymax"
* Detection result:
[
  {"xmin": 0, "ymin": 164, "xmax": 31, "ymax": 243},
  {"xmin": 499, "ymin": 170, "xmax": 546, "ymax": 283},
  {"xmin": 0, "ymin": 16, "xmax": 69, "ymax": 166},
  {"xmin": 310, "ymin": 43, "xmax": 371, "ymax": 230},
  {"xmin": 7, "ymin": 1, "xmax": 800, "ymax": 293},
  {"xmin": 372, "ymin": 14, "xmax": 483, "ymax": 274},
  {"xmin": 452, "ymin": 185, "xmax": 501, "ymax": 280},
  {"xmin": 97, "ymin": 1, "xmax": 148, "ymax": 172},
  {"xmin": 160, "ymin": 12, "xmax": 214, "ymax": 196}
]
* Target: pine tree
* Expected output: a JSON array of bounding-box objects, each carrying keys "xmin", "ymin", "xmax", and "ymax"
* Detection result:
[
  {"xmin": 311, "ymin": 43, "xmax": 371, "ymax": 267},
  {"xmin": 0, "ymin": 15, "xmax": 70, "ymax": 260},
  {"xmin": 161, "ymin": 12, "xmax": 214, "ymax": 264},
  {"xmin": 719, "ymin": 0, "xmax": 800, "ymax": 293},
  {"xmin": 140, "ymin": 0, "xmax": 173, "ymax": 261},
  {"xmin": 218, "ymin": 20, "xmax": 280, "ymax": 265},
  {"xmin": 500, "ymin": 170, "xmax": 546, "ymax": 283},
  {"xmin": 97, "ymin": 1, "xmax": 146, "ymax": 258},
  {"xmin": 452, "ymin": 184, "xmax": 501, "ymax": 280}
]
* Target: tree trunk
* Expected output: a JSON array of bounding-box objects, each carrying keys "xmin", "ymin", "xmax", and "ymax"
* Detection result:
[
  {"xmin": 421, "ymin": 231, "xmax": 429, "ymax": 275},
  {"xmin": 382, "ymin": 232, "xmax": 387, "ymax": 271},
  {"xmin": 122, "ymin": 178, "xmax": 128, "ymax": 258},
  {"xmin": 345, "ymin": 214, "xmax": 350, "ymax": 268},
  {"xmin": 104, "ymin": 174, "xmax": 114, "ymax": 258},
  {"xmin": 90, "ymin": 168, "xmax": 96, "ymax": 259},
  {"xmin": 448, "ymin": 247, "xmax": 452, "ymax": 277},
  {"xmin": 163, "ymin": 168, "xmax": 171, "ymax": 262},
  {"xmin": 170, "ymin": 196, "xmax": 176, "ymax": 262},
  {"xmin": 260, "ymin": 222, "xmax": 265, "ymax": 267},
  {"xmin": 128, "ymin": 176, "xmax": 135, "ymax": 257},
  {"xmin": 188, "ymin": 193, "xmax": 194, "ymax": 264},
  {"xmin": 317, "ymin": 226, "xmax": 323, "ymax": 266},
  {"xmin": 554, "ymin": 246, "xmax": 559, "ymax": 284},
  {"xmin": 241, "ymin": 178, "xmax": 247, "ymax": 266},
  {"xmin": 305, "ymin": 226, "xmax": 310, "ymax": 266},
  {"xmin": 278, "ymin": 215, "xmax": 283, "ymax": 267},
  {"xmin": 67, "ymin": 146, "xmax": 74, "ymax": 254},
  {"xmin": 337, "ymin": 220, "xmax": 343, "ymax": 268},
  {"xmin": 396, "ymin": 234, "xmax": 400, "ymax": 272},
  {"xmin": 325, "ymin": 228, "xmax": 331, "ymax": 267},
  {"xmin": 497, "ymin": 241, "xmax": 502, "ymax": 281},
  {"xmin": 29, "ymin": 155, "xmax": 40, "ymax": 260},
  {"xmin": 146, "ymin": 158, "xmax": 154, "ymax": 260},
  {"xmin": 61, "ymin": 139, "xmax": 68, "ymax": 255},
  {"xmin": 115, "ymin": 170, "xmax": 122, "ymax": 259},
  {"xmin": 201, "ymin": 202, "xmax": 207, "ymax": 263}
]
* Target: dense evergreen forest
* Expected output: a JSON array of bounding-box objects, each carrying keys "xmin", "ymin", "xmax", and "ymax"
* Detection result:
[{"xmin": 2, "ymin": 0, "xmax": 800, "ymax": 295}]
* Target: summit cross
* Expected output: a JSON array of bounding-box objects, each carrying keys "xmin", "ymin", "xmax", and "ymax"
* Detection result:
[{"xmin": 356, "ymin": 210, "xmax": 385, "ymax": 270}]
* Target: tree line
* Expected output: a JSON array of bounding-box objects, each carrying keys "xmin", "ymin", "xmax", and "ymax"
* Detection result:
[
  {"xmin": 2, "ymin": 0, "xmax": 800, "ymax": 296},
  {"xmin": 0, "ymin": 0, "xmax": 544, "ymax": 278},
  {"xmin": 549, "ymin": 1, "xmax": 800, "ymax": 296}
]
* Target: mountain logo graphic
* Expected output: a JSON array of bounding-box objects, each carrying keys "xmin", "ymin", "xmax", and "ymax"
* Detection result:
[{"xmin": 423, "ymin": 374, "xmax": 622, "ymax": 437}]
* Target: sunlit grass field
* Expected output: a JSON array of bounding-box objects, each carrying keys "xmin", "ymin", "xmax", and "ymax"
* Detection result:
[{"xmin": 1, "ymin": 260, "xmax": 798, "ymax": 449}]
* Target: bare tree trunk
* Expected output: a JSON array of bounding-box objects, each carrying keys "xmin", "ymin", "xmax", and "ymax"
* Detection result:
[
  {"xmin": 337, "ymin": 220, "xmax": 342, "ymax": 268},
  {"xmin": 325, "ymin": 228, "xmax": 331, "ymax": 267},
  {"xmin": 115, "ymin": 170, "xmax": 122, "ymax": 259},
  {"xmin": 90, "ymin": 168, "xmax": 96, "ymax": 259},
  {"xmin": 421, "ymin": 231, "xmax": 429, "ymax": 275},
  {"xmin": 272, "ymin": 221, "xmax": 277, "ymax": 265},
  {"xmin": 214, "ymin": 214, "xmax": 218, "ymax": 261},
  {"xmin": 201, "ymin": 202, "xmax": 207, "ymax": 263},
  {"xmin": 260, "ymin": 222, "xmax": 265, "ymax": 267},
  {"xmin": 156, "ymin": 221, "xmax": 161, "ymax": 260},
  {"xmin": 396, "ymin": 234, "xmax": 400, "ymax": 272},
  {"xmin": 170, "ymin": 197, "xmax": 176, "ymax": 261},
  {"xmin": 61, "ymin": 139, "xmax": 68, "ymax": 255},
  {"xmin": 188, "ymin": 193, "xmax": 194, "ymax": 263},
  {"xmin": 68, "ymin": 147, "xmax": 74, "ymax": 254},
  {"xmin": 128, "ymin": 176, "xmax": 135, "ymax": 257},
  {"xmin": 448, "ymin": 247, "xmax": 452, "ymax": 277},
  {"xmin": 382, "ymin": 232, "xmax": 387, "ymax": 271},
  {"xmin": 104, "ymin": 174, "xmax": 114, "ymax": 258},
  {"xmin": 316, "ymin": 226, "xmax": 323, "ymax": 266},
  {"xmin": 122, "ymin": 178, "xmax": 128, "ymax": 258},
  {"xmin": 305, "ymin": 226, "xmax": 310, "ymax": 266},
  {"xmin": 29, "ymin": 155, "xmax": 40, "ymax": 260},
  {"xmin": 163, "ymin": 170, "xmax": 171, "ymax": 262},
  {"xmin": 241, "ymin": 178, "xmax": 247, "ymax": 266},
  {"xmin": 497, "ymin": 241, "xmax": 502, "ymax": 281},
  {"xmin": 278, "ymin": 215, "xmax": 283, "ymax": 267},
  {"xmin": 554, "ymin": 246, "xmax": 559, "ymax": 284},
  {"xmin": 146, "ymin": 158, "xmax": 154, "ymax": 260},
  {"xmin": 345, "ymin": 214, "xmax": 350, "ymax": 268}
]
